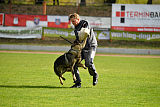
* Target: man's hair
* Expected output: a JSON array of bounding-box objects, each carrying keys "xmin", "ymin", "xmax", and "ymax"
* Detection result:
[{"xmin": 69, "ymin": 13, "xmax": 80, "ymax": 21}]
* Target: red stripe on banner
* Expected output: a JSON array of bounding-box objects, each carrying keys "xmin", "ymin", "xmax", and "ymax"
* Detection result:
[
  {"xmin": 111, "ymin": 26, "xmax": 160, "ymax": 32},
  {"xmin": 0, "ymin": 14, "xmax": 3, "ymax": 25},
  {"xmin": 26, "ymin": 15, "xmax": 47, "ymax": 21},
  {"xmin": 48, "ymin": 22, "xmax": 69, "ymax": 28},
  {"xmin": 5, "ymin": 14, "xmax": 27, "ymax": 26},
  {"xmin": 5, "ymin": 14, "xmax": 47, "ymax": 27}
]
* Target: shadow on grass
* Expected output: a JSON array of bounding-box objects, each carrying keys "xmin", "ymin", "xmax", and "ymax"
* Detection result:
[
  {"xmin": 0, "ymin": 85, "xmax": 69, "ymax": 89},
  {"xmin": 0, "ymin": 85, "xmax": 92, "ymax": 89}
]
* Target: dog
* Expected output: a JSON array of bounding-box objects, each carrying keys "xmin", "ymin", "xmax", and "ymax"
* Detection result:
[{"xmin": 54, "ymin": 28, "xmax": 90, "ymax": 85}]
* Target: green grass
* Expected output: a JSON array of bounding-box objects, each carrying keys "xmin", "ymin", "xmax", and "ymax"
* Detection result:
[{"xmin": 0, "ymin": 52, "xmax": 160, "ymax": 107}]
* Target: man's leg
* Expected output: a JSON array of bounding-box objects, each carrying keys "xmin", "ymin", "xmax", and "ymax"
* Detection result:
[
  {"xmin": 88, "ymin": 59, "xmax": 98, "ymax": 86},
  {"xmin": 53, "ymin": 0, "xmax": 55, "ymax": 5},
  {"xmin": 83, "ymin": 47, "xmax": 98, "ymax": 86},
  {"xmin": 74, "ymin": 65, "xmax": 81, "ymax": 83},
  {"xmin": 57, "ymin": 0, "xmax": 59, "ymax": 5}
]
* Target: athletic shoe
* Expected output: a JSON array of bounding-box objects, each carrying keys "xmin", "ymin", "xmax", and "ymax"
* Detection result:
[
  {"xmin": 70, "ymin": 83, "xmax": 81, "ymax": 88},
  {"xmin": 93, "ymin": 74, "xmax": 98, "ymax": 86}
]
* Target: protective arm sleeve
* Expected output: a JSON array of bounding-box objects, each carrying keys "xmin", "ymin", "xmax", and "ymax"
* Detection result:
[{"xmin": 74, "ymin": 20, "xmax": 89, "ymax": 41}]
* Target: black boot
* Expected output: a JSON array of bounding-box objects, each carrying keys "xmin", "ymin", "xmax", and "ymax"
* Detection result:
[
  {"xmin": 93, "ymin": 74, "xmax": 98, "ymax": 86},
  {"xmin": 70, "ymin": 82, "xmax": 81, "ymax": 88}
]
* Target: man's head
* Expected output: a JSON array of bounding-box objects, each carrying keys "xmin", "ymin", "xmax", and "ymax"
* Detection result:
[{"xmin": 69, "ymin": 13, "xmax": 80, "ymax": 26}]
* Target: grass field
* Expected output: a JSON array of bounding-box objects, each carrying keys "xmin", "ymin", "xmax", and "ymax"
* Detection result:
[{"xmin": 0, "ymin": 52, "xmax": 160, "ymax": 107}]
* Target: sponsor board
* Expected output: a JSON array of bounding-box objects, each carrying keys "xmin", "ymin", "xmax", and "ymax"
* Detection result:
[
  {"xmin": 112, "ymin": 4, "xmax": 160, "ymax": 32},
  {"xmin": 4, "ymin": 14, "xmax": 68, "ymax": 28},
  {"xmin": 111, "ymin": 30, "xmax": 160, "ymax": 41},
  {"xmin": 44, "ymin": 28, "xmax": 110, "ymax": 40},
  {"xmin": 4, "ymin": 14, "xmax": 110, "ymax": 29},
  {"xmin": 0, "ymin": 27, "xmax": 42, "ymax": 39},
  {"xmin": 47, "ymin": 15, "xmax": 69, "ymax": 28},
  {"xmin": 69, "ymin": 16, "xmax": 111, "ymax": 29},
  {"xmin": 5, "ymin": 14, "xmax": 47, "ymax": 27}
]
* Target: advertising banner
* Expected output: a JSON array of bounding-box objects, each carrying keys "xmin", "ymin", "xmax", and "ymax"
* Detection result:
[
  {"xmin": 4, "ymin": 14, "xmax": 109, "ymax": 29},
  {"xmin": 116, "ymin": 0, "xmax": 148, "ymax": 4},
  {"xmin": 0, "ymin": 13, "xmax": 4, "ymax": 26},
  {"xmin": 112, "ymin": 4, "xmax": 160, "ymax": 32},
  {"xmin": 5, "ymin": 14, "xmax": 47, "ymax": 27},
  {"xmin": 69, "ymin": 16, "xmax": 111, "ymax": 29},
  {"xmin": 47, "ymin": 15, "xmax": 69, "ymax": 28},
  {"xmin": 0, "ymin": 27, "xmax": 42, "ymax": 39},
  {"xmin": 44, "ymin": 28, "xmax": 110, "ymax": 40},
  {"xmin": 110, "ymin": 30, "xmax": 160, "ymax": 41},
  {"xmin": 4, "ymin": 14, "xmax": 69, "ymax": 28},
  {"xmin": 81, "ymin": 16, "xmax": 110, "ymax": 29}
]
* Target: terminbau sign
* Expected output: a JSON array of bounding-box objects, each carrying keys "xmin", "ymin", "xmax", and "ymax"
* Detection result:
[
  {"xmin": 112, "ymin": 4, "xmax": 160, "ymax": 32},
  {"xmin": 125, "ymin": 11, "xmax": 160, "ymax": 18}
]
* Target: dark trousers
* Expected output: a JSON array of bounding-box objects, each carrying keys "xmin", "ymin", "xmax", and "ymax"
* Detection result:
[
  {"xmin": 74, "ymin": 47, "xmax": 97, "ymax": 83},
  {"xmin": 53, "ymin": 0, "xmax": 59, "ymax": 5}
]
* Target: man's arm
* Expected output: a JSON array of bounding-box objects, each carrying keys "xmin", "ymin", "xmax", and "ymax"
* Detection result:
[{"xmin": 74, "ymin": 30, "xmax": 79, "ymax": 42}]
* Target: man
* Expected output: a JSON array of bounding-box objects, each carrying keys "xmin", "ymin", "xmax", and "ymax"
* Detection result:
[
  {"xmin": 53, "ymin": 0, "xmax": 59, "ymax": 5},
  {"xmin": 69, "ymin": 13, "xmax": 98, "ymax": 88}
]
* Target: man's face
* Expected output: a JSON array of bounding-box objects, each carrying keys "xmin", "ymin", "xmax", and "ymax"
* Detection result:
[{"xmin": 70, "ymin": 18, "xmax": 79, "ymax": 26}]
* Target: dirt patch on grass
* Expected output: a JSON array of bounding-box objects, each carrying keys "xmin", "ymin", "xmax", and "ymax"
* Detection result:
[
  {"xmin": 1, "ymin": 37, "xmax": 160, "ymax": 49},
  {"xmin": 0, "ymin": 50, "xmax": 160, "ymax": 58}
]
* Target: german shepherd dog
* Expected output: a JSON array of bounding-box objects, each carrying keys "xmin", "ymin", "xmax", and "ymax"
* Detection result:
[{"xmin": 54, "ymin": 28, "xmax": 90, "ymax": 85}]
